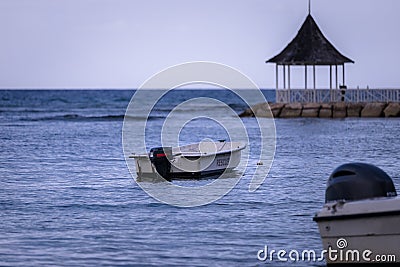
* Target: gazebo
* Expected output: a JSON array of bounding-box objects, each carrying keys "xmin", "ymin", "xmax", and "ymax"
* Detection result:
[{"xmin": 266, "ymin": 13, "xmax": 354, "ymax": 103}]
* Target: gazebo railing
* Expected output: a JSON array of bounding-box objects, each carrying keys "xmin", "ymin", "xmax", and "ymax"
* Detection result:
[{"xmin": 276, "ymin": 88, "xmax": 400, "ymax": 103}]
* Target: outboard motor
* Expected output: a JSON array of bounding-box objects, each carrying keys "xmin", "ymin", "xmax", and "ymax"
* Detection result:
[
  {"xmin": 325, "ymin": 163, "xmax": 397, "ymax": 203},
  {"xmin": 149, "ymin": 147, "xmax": 172, "ymax": 180}
]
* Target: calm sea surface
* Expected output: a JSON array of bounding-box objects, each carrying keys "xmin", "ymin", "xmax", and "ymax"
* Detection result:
[{"xmin": 1, "ymin": 90, "xmax": 399, "ymax": 266}]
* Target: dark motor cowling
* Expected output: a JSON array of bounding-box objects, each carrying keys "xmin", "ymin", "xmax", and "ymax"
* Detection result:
[
  {"xmin": 325, "ymin": 163, "xmax": 397, "ymax": 203},
  {"xmin": 149, "ymin": 147, "xmax": 172, "ymax": 179}
]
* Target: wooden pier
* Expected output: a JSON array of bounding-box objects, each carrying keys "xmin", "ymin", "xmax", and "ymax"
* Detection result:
[{"xmin": 276, "ymin": 88, "xmax": 400, "ymax": 103}]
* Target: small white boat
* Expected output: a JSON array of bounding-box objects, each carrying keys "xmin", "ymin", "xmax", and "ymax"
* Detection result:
[
  {"xmin": 314, "ymin": 163, "xmax": 400, "ymax": 265},
  {"xmin": 130, "ymin": 141, "xmax": 246, "ymax": 180}
]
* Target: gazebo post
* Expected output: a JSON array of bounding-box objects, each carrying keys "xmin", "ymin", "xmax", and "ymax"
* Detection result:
[
  {"xmin": 305, "ymin": 65, "xmax": 308, "ymax": 90},
  {"xmin": 313, "ymin": 65, "xmax": 316, "ymax": 89},
  {"xmin": 342, "ymin": 64, "xmax": 345, "ymax": 86},
  {"xmin": 275, "ymin": 64, "xmax": 278, "ymax": 91},
  {"xmin": 313, "ymin": 65, "xmax": 316, "ymax": 102},
  {"xmin": 335, "ymin": 65, "xmax": 338, "ymax": 89},
  {"xmin": 330, "ymin": 65, "xmax": 333, "ymax": 102},
  {"xmin": 283, "ymin": 65, "xmax": 286, "ymax": 90},
  {"xmin": 288, "ymin": 65, "xmax": 291, "ymax": 102}
]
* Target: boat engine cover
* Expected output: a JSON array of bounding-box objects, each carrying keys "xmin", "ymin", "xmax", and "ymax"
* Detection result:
[
  {"xmin": 325, "ymin": 163, "xmax": 397, "ymax": 203},
  {"xmin": 149, "ymin": 147, "xmax": 172, "ymax": 180}
]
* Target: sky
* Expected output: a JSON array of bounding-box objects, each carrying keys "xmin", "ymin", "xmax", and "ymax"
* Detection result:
[{"xmin": 0, "ymin": 0, "xmax": 399, "ymax": 89}]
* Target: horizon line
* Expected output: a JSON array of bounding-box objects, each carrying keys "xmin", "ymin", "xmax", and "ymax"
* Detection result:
[{"xmin": 0, "ymin": 87, "xmax": 274, "ymax": 90}]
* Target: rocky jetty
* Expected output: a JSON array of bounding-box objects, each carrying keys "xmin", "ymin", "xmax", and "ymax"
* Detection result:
[{"xmin": 240, "ymin": 102, "xmax": 400, "ymax": 118}]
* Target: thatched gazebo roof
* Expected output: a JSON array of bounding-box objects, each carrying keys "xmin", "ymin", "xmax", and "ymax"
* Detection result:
[{"xmin": 266, "ymin": 14, "xmax": 354, "ymax": 65}]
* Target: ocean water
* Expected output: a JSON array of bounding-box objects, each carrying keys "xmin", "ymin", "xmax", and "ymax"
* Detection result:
[{"xmin": 1, "ymin": 89, "xmax": 400, "ymax": 266}]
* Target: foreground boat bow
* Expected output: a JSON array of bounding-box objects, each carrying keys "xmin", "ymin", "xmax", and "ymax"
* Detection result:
[{"xmin": 314, "ymin": 163, "xmax": 400, "ymax": 265}]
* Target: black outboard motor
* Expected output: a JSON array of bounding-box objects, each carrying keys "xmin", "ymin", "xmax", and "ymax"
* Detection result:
[
  {"xmin": 149, "ymin": 147, "xmax": 172, "ymax": 180},
  {"xmin": 325, "ymin": 163, "xmax": 397, "ymax": 203}
]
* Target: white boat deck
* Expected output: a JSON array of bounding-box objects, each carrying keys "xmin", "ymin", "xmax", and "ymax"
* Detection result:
[{"xmin": 172, "ymin": 141, "xmax": 245, "ymax": 157}]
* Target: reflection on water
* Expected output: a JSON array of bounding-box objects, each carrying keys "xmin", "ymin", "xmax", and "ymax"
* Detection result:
[{"xmin": 136, "ymin": 169, "xmax": 243, "ymax": 185}]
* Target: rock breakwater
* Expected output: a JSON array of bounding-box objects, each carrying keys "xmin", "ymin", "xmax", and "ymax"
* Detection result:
[{"xmin": 240, "ymin": 102, "xmax": 400, "ymax": 118}]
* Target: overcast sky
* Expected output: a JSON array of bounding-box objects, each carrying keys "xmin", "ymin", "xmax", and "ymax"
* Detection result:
[{"xmin": 0, "ymin": 0, "xmax": 399, "ymax": 89}]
